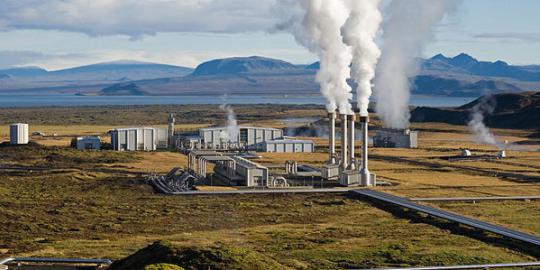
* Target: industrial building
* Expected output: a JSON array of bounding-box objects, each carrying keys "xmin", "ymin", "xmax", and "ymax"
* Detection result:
[
  {"xmin": 261, "ymin": 139, "xmax": 314, "ymax": 153},
  {"xmin": 198, "ymin": 126, "xmax": 283, "ymax": 150},
  {"xmin": 187, "ymin": 150, "xmax": 269, "ymax": 187},
  {"xmin": 75, "ymin": 136, "xmax": 101, "ymax": 150},
  {"xmin": 373, "ymin": 129, "xmax": 418, "ymax": 148},
  {"xmin": 109, "ymin": 127, "xmax": 168, "ymax": 151},
  {"xmin": 10, "ymin": 123, "xmax": 29, "ymax": 145}
]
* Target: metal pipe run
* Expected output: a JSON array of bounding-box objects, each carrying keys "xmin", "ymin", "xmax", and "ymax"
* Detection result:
[
  {"xmin": 340, "ymin": 114, "xmax": 348, "ymax": 171},
  {"xmin": 0, "ymin": 257, "xmax": 113, "ymax": 266},
  {"xmin": 348, "ymin": 114, "xmax": 356, "ymax": 170},
  {"xmin": 328, "ymin": 112, "xmax": 337, "ymax": 164}
]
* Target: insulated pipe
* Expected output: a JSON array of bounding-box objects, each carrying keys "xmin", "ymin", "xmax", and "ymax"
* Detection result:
[
  {"xmin": 360, "ymin": 116, "xmax": 370, "ymax": 186},
  {"xmin": 341, "ymin": 114, "xmax": 348, "ymax": 171},
  {"xmin": 328, "ymin": 112, "xmax": 337, "ymax": 164},
  {"xmin": 348, "ymin": 114, "xmax": 356, "ymax": 170}
]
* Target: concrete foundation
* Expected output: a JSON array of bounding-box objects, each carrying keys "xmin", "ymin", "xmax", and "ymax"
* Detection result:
[
  {"xmin": 340, "ymin": 170, "xmax": 360, "ymax": 186},
  {"xmin": 322, "ymin": 164, "xmax": 340, "ymax": 180}
]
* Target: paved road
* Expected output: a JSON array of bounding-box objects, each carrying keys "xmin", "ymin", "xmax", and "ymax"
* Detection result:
[
  {"xmin": 352, "ymin": 189, "xmax": 540, "ymax": 247},
  {"xmin": 166, "ymin": 187, "xmax": 355, "ymax": 195}
]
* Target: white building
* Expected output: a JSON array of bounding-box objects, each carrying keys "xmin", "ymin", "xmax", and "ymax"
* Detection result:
[
  {"xmin": 76, "ymin": 136, "xmax": 101, "ymax": 150},
  {"xmin": 234, "ymin": 157, "xmax": 268, "ymax": 187},
  {"xmin": 10, "ymin": 123, "xmax": 29, "ymax": 145},
  {"xmin": 110, "ymin": 127, "xmax": 168, "ymax": 151},
  {"xmin": 261, "ymin": 139, "xmax": 314, "ymax": 153},
  {"xmin": 373, "ymin": 129, "xmax": 418, "ymax": 149},
  {"xmin": 199, "ymin": 126, "xmax": 283, "ymax": 150}
]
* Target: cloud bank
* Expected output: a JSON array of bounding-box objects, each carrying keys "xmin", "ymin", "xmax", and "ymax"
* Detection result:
[{"xmin": 0, "ymin": 0, "xmax": 278, "ymax": 39}]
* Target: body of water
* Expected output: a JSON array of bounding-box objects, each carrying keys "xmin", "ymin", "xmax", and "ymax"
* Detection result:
[{"xmin": 0, "ymin": 94, "xmax": 475, "ymax": 108}]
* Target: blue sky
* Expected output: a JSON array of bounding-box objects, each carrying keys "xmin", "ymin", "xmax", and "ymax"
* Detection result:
[{"xmin": 0, "ymin": 0, "xmax": 538, "ymax": 70}]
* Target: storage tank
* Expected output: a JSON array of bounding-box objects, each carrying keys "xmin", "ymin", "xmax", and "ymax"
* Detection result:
[{"xmin": 10, "ymin": 123, "xmax": 29, "ymax": 145}]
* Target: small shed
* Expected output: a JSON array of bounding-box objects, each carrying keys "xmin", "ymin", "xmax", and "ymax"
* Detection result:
[{"xmin": 76, "ymin": 136, "xmax": 101, "ymax": 150}]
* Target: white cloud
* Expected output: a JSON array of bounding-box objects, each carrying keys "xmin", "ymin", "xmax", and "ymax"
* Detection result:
[
  {"xmin": 473, "ymin": 32, "xmax": 540, "ymax": 43},
  {"xmin": 0, "ymin": 0, "xmax": 278, "ymax": 38}
]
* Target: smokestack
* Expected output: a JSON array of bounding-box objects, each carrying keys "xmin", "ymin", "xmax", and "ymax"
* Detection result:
[
  {"xmin": 348, "ymin": 114, "xmax": 356, "ymax": 170},
  {"xmin": 360, "ymin": 116, "xmax": 370, "ymax": 186},
  {"xmin": 328, "ymin": 112, "xmax": 337, "ymax": 164},
  {"xmin": 341, "ymin": 114, "xmax": 348, "ymax": 171},
  {"xmin": 168, "ymin": 113, "xmax": 175, "ymax": 146}
]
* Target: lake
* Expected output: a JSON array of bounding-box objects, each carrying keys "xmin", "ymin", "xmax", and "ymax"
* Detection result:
[{"xmin": 0, "ymin": 94, "xmax": 475, "ymax": 108}]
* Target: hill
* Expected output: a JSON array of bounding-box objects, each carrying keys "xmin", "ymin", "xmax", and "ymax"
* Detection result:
[
  {"xmin": 192, "ymin": 56, "xmax": 300, "ymax": 76},
  {"xmin": 410, "ymin": 91, "xmax": 540, "ymax": 129},
  {"xmin": 100, "ymin": 83, "xmax": 147, "ymax": 96},
  {"xmin": 413, "ymin": 75, "xmax": 522, "ymax": 97},
  {"xmin": 109, "ymin": 241, "xmax": 286, "ymax": 270},
  {"xmin": 48, "ymin": 60, "xmax": 193, "ymax": 81},
  {"xmin": 0, "ymin": 66, "xmax": 48, "ymax": 77}
]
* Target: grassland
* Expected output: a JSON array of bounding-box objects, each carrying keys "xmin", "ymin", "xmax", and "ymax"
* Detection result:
[
  {"xmin": 0, "ymin": 105, "xmax": 539, "ymax": 268},
  {"xmin": 0, "ymin": 166, "xmax": 534, "ymax": 268}
]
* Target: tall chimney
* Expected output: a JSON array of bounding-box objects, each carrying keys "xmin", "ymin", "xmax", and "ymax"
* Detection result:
[
  {"xmin": 341, "ymin": 114, "xmax": 348, "ymax": 171},
  {"xmin": 360, "ymin": 116, "xmax": 371, "ymax": 186},
  {"xmin": 348, "ymin": 114, "xmax": 356, "ymax": 170},
  {"xmin": 328, "ymin": 112, "xmax": 337, "ymax": 164},
  {"xmin": 168, "ymin": 113, "xmax": 175, "ymax": 147}
]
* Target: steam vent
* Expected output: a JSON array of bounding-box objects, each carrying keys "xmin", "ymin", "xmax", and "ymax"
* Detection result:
[{"xmin": 321, "ymin": 112, "xmax": 376, "ymax": 187}]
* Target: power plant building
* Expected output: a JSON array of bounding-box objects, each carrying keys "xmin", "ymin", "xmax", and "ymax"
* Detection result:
[
  {"xmin": 373, "ymin": 129, "xmax": 418, "ymax": 149},
  {"xmin": 75, "ymin": 136, "xmax": 101, "ymax": 150},
  {"xmin": 230, "ymin": 156, "xmax": 269, "ymax": 187},
  {"xmin": 261, "ymin": 139, "xmax": 314, "ymax": 153},
  {"xmin": 198, "ymin": 126, "xmax": 283, "ymax": 150},
  {"xmin": 10, "ymin": 123, "xmax": 29, "ymax": 145},
  {"xmin": 110, "ymin": 127, "xmax": 168, "ymax": 151}
]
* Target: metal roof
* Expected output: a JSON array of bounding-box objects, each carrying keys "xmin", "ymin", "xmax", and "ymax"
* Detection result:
[
  {"xmin": 263, "ymin": 139, "xmax": 314, "ymax": 144},
  {"xmin": 200, "ymin": 126, "xmax": 281, "ymax": 131}
]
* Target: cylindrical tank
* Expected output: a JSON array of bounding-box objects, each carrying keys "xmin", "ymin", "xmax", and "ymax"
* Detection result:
[
  {"xmin": 10, "ymin": 123, "xmax": 29, "ymax": 145},
  {"xmin": 461, "ymin": 149, "xmax": 472, "ymax": 157}
]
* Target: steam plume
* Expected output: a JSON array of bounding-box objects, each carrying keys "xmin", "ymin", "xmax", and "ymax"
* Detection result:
[
  {"xmin": 468, "ymin": 96, "xmax": 505, "ymax": 148},
  {"xmin": 277, "ymin": 0, "xmax": 353, "ymax": 114},
  {"xmin": 341, "ymin": 0, "xmax": 383, "ymax": 116},
  {"xmin": 375, "ymin": 0, "xmax": 461, "ymax": 129},
  {"xmin": 219, "ymin": 96, "xmax": 240, "ymax": 142}
]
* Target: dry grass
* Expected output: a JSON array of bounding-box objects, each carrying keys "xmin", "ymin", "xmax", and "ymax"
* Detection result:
[{"xmin": 1, "ymin": 105, "xmax": 540, "ymax": 267}]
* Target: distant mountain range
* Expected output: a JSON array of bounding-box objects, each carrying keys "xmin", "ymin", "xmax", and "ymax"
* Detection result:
[
  {"xmin": 1, "ymin": 53, "xmax": 540, "ymax": 97},
  {"xmin": 0, "ymin": 60, "xmax": 193, "ymax": 92}
]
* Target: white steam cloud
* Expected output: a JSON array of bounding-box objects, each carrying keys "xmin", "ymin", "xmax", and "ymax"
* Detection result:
[
  {"xmin": 341, "ymin": 0, "xmax": 383, "ymax": 116},
  {"xmin": 375, "ymin": 0, "xmax": 461, "ymax": 129},
  {"xmin": 468, "ymin": 96, "xmax": 505, "ymax": 149},
  {"xmin": 277, "ymin": 0, "xmax": 353, "ymax": 114},
  {"xmin": 219, "ymin": 97, "xmax": 240, "ymax": 142}
]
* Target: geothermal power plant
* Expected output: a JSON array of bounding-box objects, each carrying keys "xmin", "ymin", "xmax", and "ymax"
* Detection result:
[{"xmin": 322, "ymin": 112, "xmax": 376, "ymax": 187}]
